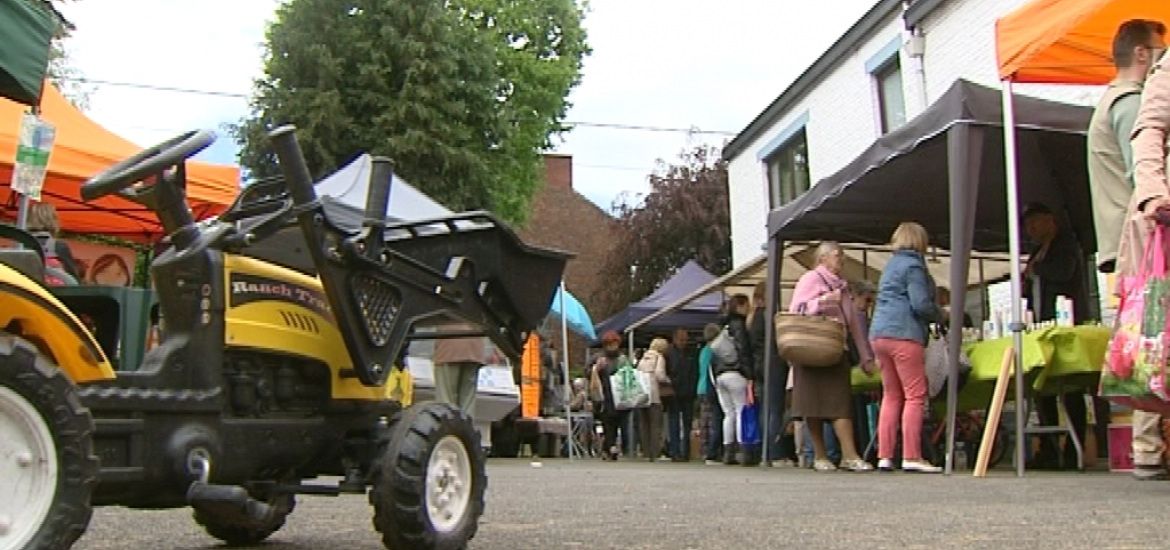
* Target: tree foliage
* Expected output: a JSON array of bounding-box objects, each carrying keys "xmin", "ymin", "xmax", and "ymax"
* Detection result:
[
  {"xmin": 233, "ymin": 0, "xmax": 588, "ymax": 224},
  {"xmin": 593, "ymin": 145, "xmax": 732, "ymax": 315},
  {"xmin": 24, "ymin": 0, "xmax": 92, "ymax": 108}
]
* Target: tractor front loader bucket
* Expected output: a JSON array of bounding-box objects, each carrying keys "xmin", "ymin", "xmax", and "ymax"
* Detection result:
[{"xmin": 268, "ymin": 126, "xmax": 570, "ymax": 387}]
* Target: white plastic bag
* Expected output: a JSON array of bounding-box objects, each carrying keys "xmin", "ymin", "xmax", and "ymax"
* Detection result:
[
  {"xmin": 611, "ymin": 365, "xmax": 651, "ymax": 410},
  {"xmin": 924, "ymin": 335, "xmax": 971, "ymax": 399}
]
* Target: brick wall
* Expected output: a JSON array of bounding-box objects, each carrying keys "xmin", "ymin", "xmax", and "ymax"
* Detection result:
[{"xmin": 518, "ymin": 155, "xmax": 621, "ymax": 368}]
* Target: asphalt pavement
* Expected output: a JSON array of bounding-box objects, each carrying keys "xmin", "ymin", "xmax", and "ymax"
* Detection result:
[{"xmin": 74, "ymin": 458, "xmax": 1167, "ymax": 549}]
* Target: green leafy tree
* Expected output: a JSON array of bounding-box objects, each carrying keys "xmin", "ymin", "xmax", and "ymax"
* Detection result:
[
  {"xmin": 451, "ymin": 0, "xmax": 589, "ymax": 218},
  {"xmin": 234, "ymin": 0, "xmax": 588, "ymax": 224},
  {"xmin": 593, "ymin": 144, "xmax": 732, "ymax": 316}
]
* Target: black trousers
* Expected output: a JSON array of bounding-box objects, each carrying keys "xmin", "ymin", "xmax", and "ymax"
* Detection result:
[
  {"xmin": 704, "ymin": 391, "xmax": 724, "ymax": 460},
  {"xmin": 666, "ymin": 396, "xmax": 695, "ymax": 459},
  {"xmin": 601, "ymin": 410, "xmax": 630, "ymax": 455}
]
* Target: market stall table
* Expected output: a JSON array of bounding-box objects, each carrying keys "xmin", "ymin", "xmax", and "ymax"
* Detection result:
[{"xmin": 850, "ymin": 324, "xmax": 1110, "ymax": 412}]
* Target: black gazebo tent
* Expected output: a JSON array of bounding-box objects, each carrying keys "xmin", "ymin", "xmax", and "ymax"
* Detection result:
[{"xmin": 761, "ymin": 79, "xmax": 1093, "ymax": 471}]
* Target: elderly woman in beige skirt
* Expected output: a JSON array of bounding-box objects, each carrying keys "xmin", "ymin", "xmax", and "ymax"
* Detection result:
[{"xmin": 787, "ymin": 242, "xmax": 875, "ymax": 472}]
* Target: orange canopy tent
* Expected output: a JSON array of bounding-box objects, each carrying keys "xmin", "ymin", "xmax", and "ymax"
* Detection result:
[
  {"xmin": 0, "ymin": 83, "xmax": 240, "ymax": 240},
  {"xmin": 997, "ymin": 0, "xmax": 1170, "ymax": 84}
]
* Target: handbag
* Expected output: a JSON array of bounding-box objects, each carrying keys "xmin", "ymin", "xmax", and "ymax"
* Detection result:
[
  {"xmin": 774, "ymin": 310, "xmax": 846, "ymax": 367},
  {"xmin": 774, "ymin": 272, "xmax": 849, "ymax": 367},
  {"xmin": 1101, "ymin": 226, "xmax": 1170, "ymax": 410},
  {"xmin": 589, "ymin": 364, "xmax": 604, "ymax": 402}
]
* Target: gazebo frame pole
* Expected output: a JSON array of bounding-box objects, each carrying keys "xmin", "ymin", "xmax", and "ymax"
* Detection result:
[
  {"xmin": 762, "ymin": 238, "xmax": 780, "ymax": 465},
  {"xmin": 1001, "ymin": 79, "xmax": 1028, "ymax": 478},
  {"xmin": 979, "ymin": 259, "xmax": 987, "ymax": 324},
  {"xmin": 561, "ymin": 282, "xmax": 573, "ymax": 461},
  {"xmin": 627, "ymin": 330, "xmax": 636, "ymax": 458}
]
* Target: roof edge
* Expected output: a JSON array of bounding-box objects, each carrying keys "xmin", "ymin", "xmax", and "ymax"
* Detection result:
[
  {"xmin": 722, "ymin": 0, "xmax": 904, "ymax": 162},
  {"xmin": 904, "ymin": 0, "xmax": 948, "ymax": 29}
]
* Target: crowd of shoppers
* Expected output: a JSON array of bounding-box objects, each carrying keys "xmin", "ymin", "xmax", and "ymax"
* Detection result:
[{"xmin": 565, "ymin": 19, "xmax": 1170, "ymax": 478}]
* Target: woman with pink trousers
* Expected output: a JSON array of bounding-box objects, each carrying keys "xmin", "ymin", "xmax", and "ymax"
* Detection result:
[{"xmin": 869, "ymin": 222, "xmax": 942, "ymax": 473}]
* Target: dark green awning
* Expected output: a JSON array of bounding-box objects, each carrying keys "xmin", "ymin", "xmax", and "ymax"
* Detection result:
[{"xmin": 0, "ymin": 0, "xmax": 56, "ymax": 106}]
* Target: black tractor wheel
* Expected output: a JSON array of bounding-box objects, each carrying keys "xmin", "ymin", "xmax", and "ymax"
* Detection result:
[
  {"xmin": 193, "ymin": 493, "xmax": 296, "ymax": 546},
  {"xmin": 0, "ymin": 334, "xmax": 98, "ymax": 550},
  {"xmin": 371, "ymin": 402, "xmax": 486, "ymax": 550}
]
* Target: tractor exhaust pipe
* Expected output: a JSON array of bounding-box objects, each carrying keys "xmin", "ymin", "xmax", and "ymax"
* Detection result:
[
  {"xmin": 365, "ymin": 157, "xmax": 394, "ymax": 224},
  {"xmin": 187, "ymin": 482, "xmax": 275, "ymax": 528}
]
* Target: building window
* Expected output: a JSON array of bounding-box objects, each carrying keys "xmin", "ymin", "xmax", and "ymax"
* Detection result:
[
  {"xmin": 765, "ymin": 129, "xmax": 810, "ymax": 208},
  {"xmin": 874, "ymin": 59, "xmax": 906, "ymax": 133}
]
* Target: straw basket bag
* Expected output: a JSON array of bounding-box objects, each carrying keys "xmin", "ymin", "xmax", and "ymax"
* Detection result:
[{"xmin": 773, "ymin": 311, "xmax": 846, "ymax": 367}]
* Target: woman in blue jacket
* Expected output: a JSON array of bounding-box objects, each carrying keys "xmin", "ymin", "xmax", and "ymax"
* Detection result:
[{"xmin": 869, "ymin": 222, "xmax": 942, "ymax": 474}]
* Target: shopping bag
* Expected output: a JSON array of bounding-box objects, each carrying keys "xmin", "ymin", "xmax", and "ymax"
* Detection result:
[
  {"xmin": 1101, "ymin": 226, "xmax": 1170, "ymax": 408},
  {"xmin": 740, "ymin": 403, "xmax": 761, "ymax": 445},
  {"xmin": 924, "ymin": 334, "xmax": 971, "ymax": 400},
  {"xmin": 611, "ymin": 363, "xmax": 650, "ymax": 410},
  {"xmin": 589, "ymin": 366, "xmax": 604, "ymax": 402}
]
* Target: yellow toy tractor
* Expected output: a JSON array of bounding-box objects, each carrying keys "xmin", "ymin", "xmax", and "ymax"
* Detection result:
[{"xmin": 0, "ymin": 126, "xmax": 568, "ymax": 549}]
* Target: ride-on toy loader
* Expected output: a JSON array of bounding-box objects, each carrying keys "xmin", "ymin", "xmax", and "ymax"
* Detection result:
[{"xmin": 0, "ymin": 126, "xmax": 569, "ymax": 550}]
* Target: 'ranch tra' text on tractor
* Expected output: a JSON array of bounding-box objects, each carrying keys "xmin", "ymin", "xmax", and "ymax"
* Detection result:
[{"xmin": 0, "ymin": 125, "xmax": 569, "ymax": 550}]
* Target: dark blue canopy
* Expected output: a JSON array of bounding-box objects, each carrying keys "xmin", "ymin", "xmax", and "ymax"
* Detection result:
[{"xmin": 593, "ymin": 260, "xmax": 722, "ymax": 339}]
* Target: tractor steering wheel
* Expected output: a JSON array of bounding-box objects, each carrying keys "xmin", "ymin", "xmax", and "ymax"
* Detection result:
[{"xmin": 80, "ymin": 130, "xmax": 216, "ymax": 201}]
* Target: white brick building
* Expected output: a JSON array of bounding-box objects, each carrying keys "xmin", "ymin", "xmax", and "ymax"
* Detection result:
[{"xmin": 724, "ymin": 0, "xmax": 1103, "ymax": 267}]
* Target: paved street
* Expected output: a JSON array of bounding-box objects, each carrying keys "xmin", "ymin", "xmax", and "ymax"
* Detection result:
[{"xmin": 75, "ymin": 458, "xmax": 1166, "ymax": 549}]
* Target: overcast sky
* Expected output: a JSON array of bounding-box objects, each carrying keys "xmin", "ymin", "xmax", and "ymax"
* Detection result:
[{"xmin": 60, "ymin": 0, "xmax": 878, "ymax": 212}]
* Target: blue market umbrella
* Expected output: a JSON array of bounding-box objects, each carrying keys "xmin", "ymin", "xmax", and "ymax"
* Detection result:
[
  {"xmin": 547, "ymin": 282, "xmax": 595, "ymax": 461},
  {"xmin": 549, "ymin": 284, "xmax": 596, "ymax": 342}
]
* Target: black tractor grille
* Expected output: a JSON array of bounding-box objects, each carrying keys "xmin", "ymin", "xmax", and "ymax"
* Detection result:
[{"xmin": 350, "ymin": 273, "xmax": 402, "ymax": 346}]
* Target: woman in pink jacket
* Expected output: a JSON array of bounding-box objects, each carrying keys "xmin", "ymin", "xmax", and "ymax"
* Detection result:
[{"xmin": 787, "ymin": 242, "xmax": 875, "ymax": 472}]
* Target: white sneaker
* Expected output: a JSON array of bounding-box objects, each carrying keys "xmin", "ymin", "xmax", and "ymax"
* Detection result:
[
  {"xmin": 841, "ymin": 458, "xmax": 874, "ymax": 472},
  {"xmin": 902, "ymin": 459, "xmax": 942, "ymax": 474},
  {"xmin": 705, "ymin": 459, "xmax": 722, "ymax": 466},
  {"xmin": 877, "ymin": 459, "xmax": 895, "ymax": 472},
  {"xmin": 769, "ymin": 460, "xmax": 798, "ymax": 468},
  {"xmin": 813, "ymin": 459, "xmax": 837, "ymax": 472}
]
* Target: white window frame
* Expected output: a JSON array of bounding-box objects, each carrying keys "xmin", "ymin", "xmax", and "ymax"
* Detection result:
[
  {"xmin": 756, "ymin": 113, "xmax": 811, "ymax": 209},
  {"xmin": 866, "ymin": 35, "xmax": 906, "ymax": 135}
]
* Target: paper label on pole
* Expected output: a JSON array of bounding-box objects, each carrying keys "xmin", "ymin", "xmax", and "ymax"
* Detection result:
[{"xmin": 12, "ymin": 114, "xmax": 56, "ymax": 201}]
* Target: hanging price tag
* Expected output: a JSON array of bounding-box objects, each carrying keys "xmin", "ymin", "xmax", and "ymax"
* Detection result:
[{"xmin": 12, "ymin": 113, "xmax": 56, "ymax": 201}]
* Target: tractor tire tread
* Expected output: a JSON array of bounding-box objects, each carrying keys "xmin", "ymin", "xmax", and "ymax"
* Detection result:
[
  {"xmin": 0, "ymin": 333, "xmax": 98, "ymax": 550},
  {"xmin": 370, "ymin": 402, "xmax": 486, "ymax": 550}
]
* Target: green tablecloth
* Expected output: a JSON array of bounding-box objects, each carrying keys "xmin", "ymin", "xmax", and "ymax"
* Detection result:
[
  {"xmin": 849, "ymin": 325, "xmax": 1111, "ymax": 411},
  {"xmin": 964, "ymin": 325, "xmax": 1110, "ymax": 390}
]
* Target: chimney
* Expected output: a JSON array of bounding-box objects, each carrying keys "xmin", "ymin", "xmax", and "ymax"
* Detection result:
[{"xmin": 544, "ymin": 154, "xmax": 573, "ymax": 190}]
